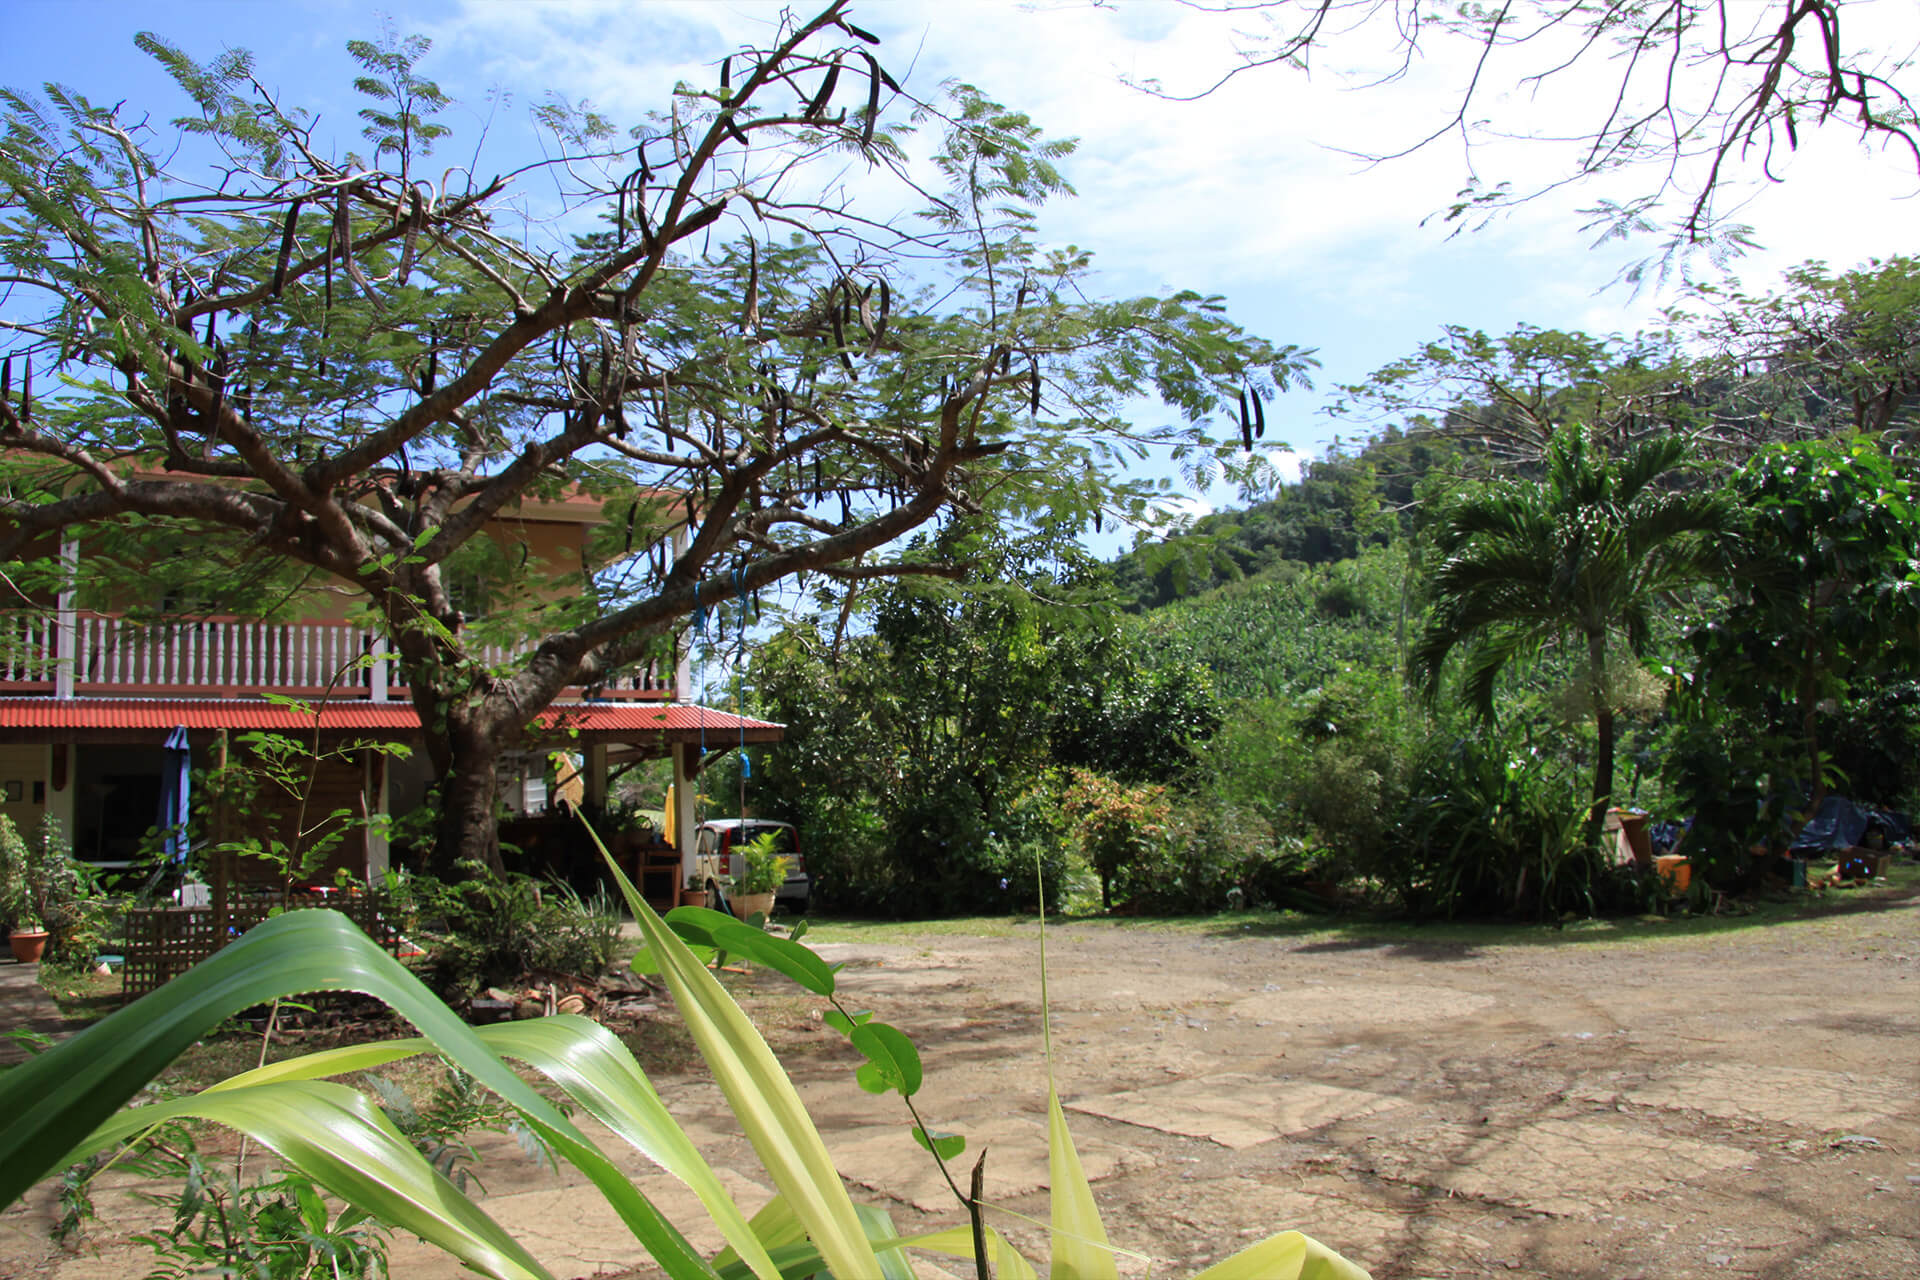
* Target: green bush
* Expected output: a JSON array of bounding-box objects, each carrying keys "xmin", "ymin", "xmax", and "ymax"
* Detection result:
[
  {"xmin": 0, "ymin": 816, "xmax": 107, "ymax": 966},
  {"xmin": 407, "ymin": 866, "xmax": 621, "ymax": 1001},
  {"xmin": 1386, "ymin": 729, "xmax": 1623, "ymax": 918},
  {"xmin": 1148, "ymin": 795, "xmax": 1296, "ymax": 913}
]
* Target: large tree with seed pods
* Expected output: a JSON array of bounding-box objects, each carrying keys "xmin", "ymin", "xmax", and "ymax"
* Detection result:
[{"xmin": 0, "ymin": 3, "xmax": 1306, "ymax": 871}]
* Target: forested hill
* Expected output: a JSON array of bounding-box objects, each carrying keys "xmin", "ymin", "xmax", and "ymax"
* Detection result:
[{"xmin": 1104, "ymin": 427, "xmax": 1461, "ymax": 611}]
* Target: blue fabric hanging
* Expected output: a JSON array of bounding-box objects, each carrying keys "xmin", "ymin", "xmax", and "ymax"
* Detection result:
[{"xmin": 159, "ymin": 725, "xmax": 192, "ymax": 865}]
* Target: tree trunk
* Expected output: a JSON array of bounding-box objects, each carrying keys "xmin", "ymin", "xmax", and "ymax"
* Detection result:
[{"xmin": 435, "ymin": 745, "xmax": 504, "ymax": 876}]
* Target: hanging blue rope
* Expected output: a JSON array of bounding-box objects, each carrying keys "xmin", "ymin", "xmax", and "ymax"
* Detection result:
[{"xmin": 734, "ymin": 565, "xmax": 751, "ymax": 788}]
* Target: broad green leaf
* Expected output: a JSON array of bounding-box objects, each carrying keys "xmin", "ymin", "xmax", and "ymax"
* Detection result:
[
  {"xmin": 821, "ymin": 1008, "xmax": 872, "ymax": 1036},
  {"xmin": 1190, "ymin": 1230, "xmax": 1372, "ymax": 1280},
  {"xmin": 0, "ymin": 909, "xmax": 719, "ymax": 1280},
  {"xmin": 663, "ymin": 905, "xmax": 741, "ymax": 946},
  {"xmin": 71, "ymin": 1079, "xmax": 549, "ymax": 1280},
  {"xmin": 706, "ymin": 923, "xmax": 838, "ymax": 995},
  {"xmin": 849, "ymin": 1021, "xmax": 922, "ymax": 1096},
  {"xmin": 911, "ymin": 1125, "xmax": 967, "ymax": 1161},
  {"xmin": 585, "ymin": 816, "xmax": 884, "ymax": 1280}
]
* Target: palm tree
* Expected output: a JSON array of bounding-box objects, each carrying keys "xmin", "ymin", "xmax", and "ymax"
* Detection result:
[{"xmin": 1411, "ymin": 425, "xmax": 1734, "ymax": 843}]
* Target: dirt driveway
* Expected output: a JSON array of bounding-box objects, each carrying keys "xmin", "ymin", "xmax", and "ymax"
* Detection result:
[
  {"xmin": 762, "ymin": 897, "xmax": 1920, "ymax": 1279},
  {"xmin": 9, "ymin": 893, "xmax": 1918, "ymax": 1280}
]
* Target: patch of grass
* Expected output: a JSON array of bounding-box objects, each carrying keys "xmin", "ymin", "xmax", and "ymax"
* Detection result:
[
  {"xmin": 801, "ymin": 915, "xmax": 1034, "ymax": 942},
  {"xmin": 797, "ymin": 859, "xmax": 1920, "ymax": 956},
  {"xmin": 37, "ymin": 962, "xmax": 121, "ymax": 1024}
]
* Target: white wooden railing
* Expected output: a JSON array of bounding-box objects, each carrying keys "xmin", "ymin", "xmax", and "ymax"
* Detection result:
[{"xmin": 0, "ymin": 613, "xmax": 671, "ymax": 700}]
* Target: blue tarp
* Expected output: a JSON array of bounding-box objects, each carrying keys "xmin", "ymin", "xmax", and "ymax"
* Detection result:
[{"xmin": 1788, "ymin": 794, "xmax": 1907, "ymax": 854}]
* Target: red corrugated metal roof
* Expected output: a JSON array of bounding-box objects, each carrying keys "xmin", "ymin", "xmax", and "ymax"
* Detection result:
[
  {"xmin": 0, "ymin": 697, "xmax": 781, "ymax": 736},
  {"xmin": 536, "ymin": 703, "xmax": 783, "ymax": 733}
]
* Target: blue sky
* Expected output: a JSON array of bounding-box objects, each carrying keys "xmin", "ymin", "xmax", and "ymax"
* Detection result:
[{"xmin": 8, "ymin": 0, "xmax": 1917, "ymax": 547}]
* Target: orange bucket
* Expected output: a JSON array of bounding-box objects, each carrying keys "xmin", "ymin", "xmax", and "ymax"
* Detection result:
[{"xmin": 1654, "ymin": 854, "xmax": 1691, "ymax": 894}]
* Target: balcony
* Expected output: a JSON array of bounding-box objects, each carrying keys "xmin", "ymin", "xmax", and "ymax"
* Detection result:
[{"xmin": 0, "ymin": 612, "xmax": 674, "ymax": 701}]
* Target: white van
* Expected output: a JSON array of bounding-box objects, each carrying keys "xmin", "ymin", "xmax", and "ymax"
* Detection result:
[{"xmin": 692, "ymin": 819, "xmax": 810, "ymax": 915}]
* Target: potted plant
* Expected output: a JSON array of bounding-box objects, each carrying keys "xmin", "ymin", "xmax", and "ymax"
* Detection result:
[
  {"xmin": 729, "ymin": 831, "xmax": 789, "ymax": 922},
  {"xmin": 678, "ymin": 873, "xmax": 710, "ymax": 910},
  {"xmin": 1, "ymin": 815, "xmax": 82, "ymax": 965}
]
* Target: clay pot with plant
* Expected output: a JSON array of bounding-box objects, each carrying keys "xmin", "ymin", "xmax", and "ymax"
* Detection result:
[
  {"xmin": 1, "ymin": 815, "xmax": 86, "ymax": 965},
  {"xmin": 679, "ymin": 873, "xmax": 710, "ymax": 910},
  {"xmin": 730, "ymin": 832, "xmax": 789, "ymax": 922}
]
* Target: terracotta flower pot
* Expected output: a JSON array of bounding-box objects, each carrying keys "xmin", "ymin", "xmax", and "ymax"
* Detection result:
[
  {"xmin": 9, "ymin": 929, "xmax": 50, "ymax": 964},
  {"xmin": 730, "ymin": 891, "xmax": 775, "ymax": 921},
  {"xmin": 679, "ymin": 888, "xmax": 710, "ymax": 909}
]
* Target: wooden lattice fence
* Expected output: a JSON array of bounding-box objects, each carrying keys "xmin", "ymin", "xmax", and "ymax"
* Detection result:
[{"xmin": 122, "ymin": 893, "xmax": 398, "ymax": 999}]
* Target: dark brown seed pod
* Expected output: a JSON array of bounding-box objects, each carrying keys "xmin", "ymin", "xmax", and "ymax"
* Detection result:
[
  {"xmin": 270, "ymin": 199, "xmax": 301, "ymax": 297},
  {"xmin": 860, "ymin": 53, "xmax": 880, "ymax": 145},
  {"xmin": 624, "ymin": 501, "xmax": 637, "ymax": 553},
  {"xmin": 3, "ymin": 356, "xmax": 11, "ymax": 401},
  {"xmin": 1252, "ymin": 385, "xmax": 1266, "ymax": 439},
  {"xmin": 743, "ymin": 239, "xmax": 760, "ymax": 333},
  {"xmin": 1238, "ymin": 388, "xmax": 1250, "ymax": 435},
  {"xmin": 844, "ymin": 21, "xmax": 880, "ymax": 43},
  {"xmin": 19, "ymin": 361, "xmax": 30, "ymax": 423},
  {"xmin": 1094, "ymin": 508, "xmax": 1103, "ymax": 534},
  {"xmin": 840, "ymin": 491, "xmax": 850, "ymax": 523},
  {"xmin": 720, "ymin": 56, "xmax": 731, "ymax": 91},
  {"xmin": 1029, "ymin": 360, "xmax": 1041, "ymax": 414},
  {"xmin": 805, "ymin": 60, "xmax": 841, "ymax": 121}
]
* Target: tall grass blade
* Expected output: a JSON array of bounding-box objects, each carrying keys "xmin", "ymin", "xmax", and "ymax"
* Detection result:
[
  {"xmin": 1189, "ymin": 1229, "xmax": 1371, "ymax": 1280},
  {"xmin": 584, "ymin": 814, "xmax": 886, "ymax": 1279}
]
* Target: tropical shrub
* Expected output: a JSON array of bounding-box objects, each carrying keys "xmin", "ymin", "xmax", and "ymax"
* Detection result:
[
  {"xmin": 1059, "ymin": 769, "xmax": 1171, "ymax": 912},
  {"xmin": 732, "ymin": 832, "xmax": 791, "ymax": 896},
  {"xmin": 407, "ymin": 867, "xmax": 621, "ymax": 1000},
  {"xmin": 1386, "ymin": 728, "xmax": 1632, "ymax": 918},
  {"xmin": 0, "ymin": 816, "xmax": 102, "ymax": 963},
  {"xmin": 1152, "ymin": 795, "xmax": 1296, "ymax": 913}
]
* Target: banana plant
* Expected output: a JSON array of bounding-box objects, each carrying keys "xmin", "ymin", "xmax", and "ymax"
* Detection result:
[{"xmin": 0, "ymin": 827, "xmax": 1368, "ymax": 1280}]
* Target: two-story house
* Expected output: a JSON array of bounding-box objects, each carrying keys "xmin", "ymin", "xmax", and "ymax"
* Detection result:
[{"xmin": 0, "ymin": 485, "xmax": 778, "ymax": 900}]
